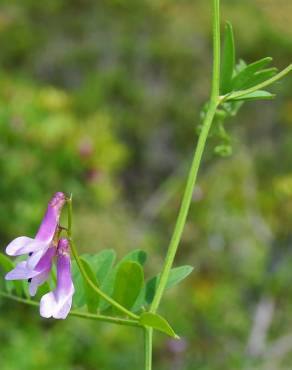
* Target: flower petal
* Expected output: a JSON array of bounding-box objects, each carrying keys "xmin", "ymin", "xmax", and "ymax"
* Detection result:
[
  {"xmin": 29, "ymin": 247, "xmax": 56, "ymax": 296},
  {"xmin": 35, "ymin": 192, "xmax": 66, "ymax": 243},
  {"xmin": 29, "ymin": 270, "xmax": 51, "ymax": 296},
  {"xmin": 5, "ymin": 261, "xmax": 39, "ymax": 280},
  {"xmin": 6, "ymin": 236, "xmax": 35, "ymax": 256},
  {"xmin": 40, "ymin": 288, "xmax": 74, "ymax": 319},
  {"xmin": 26, "ymin": 246, "xmax": 50, "ymax": 270},
  {"xmin": 55, "ymin": 255, "xmax": 73, "ymax": 297},
  {"xmin": 39, "ymin": 239, "xmax": 74, "ymax": 319},
  {"xmin": 39, "ymin": 291, "xmax": 57, "ymax": 318},
  {"xmin": 34, "ymin": 247, "xmax": 56, "ymax": 273}
]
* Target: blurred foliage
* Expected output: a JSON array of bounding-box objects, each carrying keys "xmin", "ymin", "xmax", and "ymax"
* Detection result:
[{"xmin": 0, "ymin": 0, "xmax": 292, "ymax": 369}]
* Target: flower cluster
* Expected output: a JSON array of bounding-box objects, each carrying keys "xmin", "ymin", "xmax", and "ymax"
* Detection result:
[{"xmin": 5, "ymin": 192, "xmax": 74, "ymax": 319}]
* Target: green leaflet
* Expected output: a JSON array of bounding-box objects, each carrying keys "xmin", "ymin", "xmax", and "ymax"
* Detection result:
[
  {"xmin": 112, "ymin": 261, "xmax": 144, "ymax": 313},
  {"xmin": 79, "ymin": 257, "xmax": 100, "ymax": 313},
  {"xmin": 81, "ymin": 249, "xmax": 116, "ymax": 283},
  {"xmin": 231, "ymin": 57, "xmax": 273, "ymax": 90},
  {"xmin": 133, "ymin": 265, "xmax": 194, "ymax": 311},
  {"xmin": 145, "ymin": 265, "xmax": 194, "ymax": 305},
  {"xmin": 228, "ymin": 90, "xmax": 275, "ymax": 102},
  {"xmin": 72, "ymin": 260, "xmax": 85, "ymax": 308},
  {"xmin": 99, "ymin": 249, "xmax": 147, "ymax": 312},
  {"xmin": 72, "ymin": 249, "xmax": 116, "ymax": 309},
  {"xmin": 120, "ymin": 249, "xmax": 147, "ymax": 265},
  {"xmin": 220, "ymin": 22, "xmax": 235, "ymax": 94},
  {"xmin": 140, "ymin": 312, "xmax": 179, "ymax": 338},
  {"xmin": 240, "ymin": 68, "xmax": 278, "ymax": 90}
]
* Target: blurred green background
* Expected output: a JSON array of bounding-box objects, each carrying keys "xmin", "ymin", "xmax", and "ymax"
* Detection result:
[{"xmin": 0, "ymin": 0, "xmax": 292, "ymax": 369}]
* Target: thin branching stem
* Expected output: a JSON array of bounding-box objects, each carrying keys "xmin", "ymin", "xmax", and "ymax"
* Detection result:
[
  {"xmin": 222, "ymin": 64, "xmax": 292, "ymax": 101},
  {"xmin": 67, "ymin": 197, "xmax": 139, "ymax": 320},
  {"xmin": 0, "ymin": 291, "xmax": 140, "ymax": 327}
]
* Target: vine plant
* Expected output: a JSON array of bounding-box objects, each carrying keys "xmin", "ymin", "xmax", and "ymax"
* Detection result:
[{"xmin": 0, "ymin": 1, "xmax": 291, "ymax": 369}]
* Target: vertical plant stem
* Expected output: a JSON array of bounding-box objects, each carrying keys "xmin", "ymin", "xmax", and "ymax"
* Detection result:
[
  {"xmin": 67, "ymin": 193, "xmax": 73, "ymax": 239},
  {"xmin": 144, "ymin": 328, "xmax": 153, "ymax": 370},
  {"xmin": 149, "ymin": 103, "xmax": 218, "ymax": 314},
  {"xmin": 211, "ymin": 0, "xmax": 221, "ymax": 101},
  {"xmin": 144, "ymin": 1, "xmax": 221, "ymax": 368},
  {"xmin": 150, "ymin": 0, "xmax": 221, "ymax": 314}
]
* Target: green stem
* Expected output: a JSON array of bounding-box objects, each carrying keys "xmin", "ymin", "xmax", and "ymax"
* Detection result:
[
  {"xmin": 211, "ymin": 0, "xmax": 221, "ymax": 101},
  {"xmin": 67, "ymin": 193, "xmax": 73, "ymax": 238},
  {"xmin": 67, "ymin": 197, "xmax": 139, "ymax": 320},
  {"xmin": 224, "ymin": 64, "xmax": 292, "ymax": 101},
  {"xmin": 150, "ymin": 0, "xmax": 221, "ymax": 314},
  {"xmin": 0, "ymin": 291, "xmax": 141, "ymax": 327},
  {"xmin": 143, "ymin": 1, "xmax": 221, "ymax": 368},
  {"xmin": 0, "ymin": 291, "xmax": 39, "ymax": 307},
  {"xmin": 144, "ymin": 328, "xmax": 153, "ymax": 370}
]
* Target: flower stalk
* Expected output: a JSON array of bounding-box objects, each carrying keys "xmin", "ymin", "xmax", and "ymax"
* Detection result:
[{"xmin": 66, "ymin": 196, "xmax": 139, "ymax": 320}]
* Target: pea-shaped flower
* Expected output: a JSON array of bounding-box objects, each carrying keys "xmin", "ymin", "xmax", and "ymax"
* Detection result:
[
  {"xmin": 40, "ymin": 238, "xmax": 74, "ymax": 319},
  {"xmin": 5, "ymin": 192, "xmax": 66, "ymax": 294}
]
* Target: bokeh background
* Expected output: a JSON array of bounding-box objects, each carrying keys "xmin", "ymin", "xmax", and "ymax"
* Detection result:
[{"xmin": 0, "ymin": 0, "xmax": 292, "ymax": 369}]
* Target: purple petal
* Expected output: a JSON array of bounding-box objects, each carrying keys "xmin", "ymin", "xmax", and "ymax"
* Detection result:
[
  {"xmin": 5, "ymin": 245, "xmax": 56, "ymax": 298},
  {"xmin": 35, "ymin": 192, "xmax": 66, "ymax": 243},
  {"xmin": 5, "ymin": 193, "xmax": 66, "ymax": 257},
  {"xmin": 40, "ymin": 239, "xmax": 74, "ymax": 319},
  {"xmin": 26, "ymin": 246, "xmax": 50, "ymax": 270},
  {"xmin": 34, "ymin": 247, "xmax": 56, "ymax": 273},
  {"xmin": 40, "ymin": 289, "xmax": 74, "ymax": 319},
  {"xmin": 6, "ymin": 236, "xmax": 36, "ymax": 256},
  {"xmin": 29, "ymin": 247, "xmax": 56, "ymax": 296},
  {"xmin": 29, "ymin": 270, "xmax": 51, "ymax": 296},
  {"xmin": 5, "ymin": 261, "xmax": 39, "ymax": 280},
  {"xmin": 10, "ymin": 240, "xmax": 47, "ymax": 257}
]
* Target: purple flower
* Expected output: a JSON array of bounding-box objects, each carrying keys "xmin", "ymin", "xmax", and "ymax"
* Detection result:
[
  {"xmin": 5, "ymin": 192, "xmax": 66, "ymax": 283},
  {"xmin": 4, "ymin": 193, "xmax": 74, "ymax": 319},
  {"xmin": 6, "ymin": 246, "xmax": 56, "ymax": 296},
  {"xmin": 40, "ymin": 238, "xmax": 74, "ymax": 319},
  {"xmin": 28, "ymin": 247, "xmax": 56, "ymax": 296}
]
